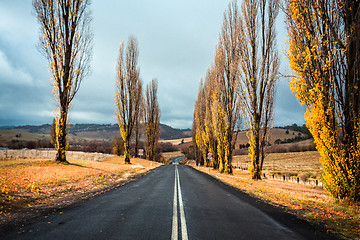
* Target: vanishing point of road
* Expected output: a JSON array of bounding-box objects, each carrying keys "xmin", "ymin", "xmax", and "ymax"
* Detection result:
[{"xmin": 3, "ymin": 157, "xmax": 338, "ymax": 240}]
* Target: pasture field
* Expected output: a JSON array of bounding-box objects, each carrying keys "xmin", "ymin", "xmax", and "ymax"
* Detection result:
[
  {"xmin": 233, "ymin": 151, "xmax": 323, "ymax": 180},
  {"xmin": 160, "ymin": 137, "xmax": 192, "ymax": 145}
]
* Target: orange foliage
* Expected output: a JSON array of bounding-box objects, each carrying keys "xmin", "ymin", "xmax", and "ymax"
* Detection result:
[{"xmin": 286, "ymin": 0, "xmax": 360, "ymax": 201}]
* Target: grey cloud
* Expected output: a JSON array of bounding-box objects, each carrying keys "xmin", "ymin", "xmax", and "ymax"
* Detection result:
[{"xmin": 0, "ymin": 0, "xmax": 307, "ymax": 129}]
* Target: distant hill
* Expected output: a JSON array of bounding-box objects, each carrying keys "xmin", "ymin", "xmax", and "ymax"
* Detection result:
[{"xmin": 4, "ymin": 123, "xmax": 191, "ymax": 141}]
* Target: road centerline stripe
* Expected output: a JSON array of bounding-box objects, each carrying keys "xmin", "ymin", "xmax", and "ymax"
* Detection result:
[
  {"xmin": 176, "ymin": 166, "xmax": 189, "ymax": 240},
  {"xmin": 171, "ymin": 166, "xmax": 178, "ymax": 240}
]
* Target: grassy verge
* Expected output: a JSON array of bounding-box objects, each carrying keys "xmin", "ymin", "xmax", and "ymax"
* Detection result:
[
  {"xmin": 0, "ymin": 156, "xmax": 160, "ymax": 224},
  {"xmin": 193, "ymin": 165, "xmax": 359, "ymax": 239}
]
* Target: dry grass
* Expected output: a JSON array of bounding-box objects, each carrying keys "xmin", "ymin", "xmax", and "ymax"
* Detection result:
[
  {"xmin": 0, "ymin": 130, "xmax": 49, "ymax": 143},
  {"xmin": 160, "ymin": 137, "xmax": 192, "ymax": 145},
  {"xmin": 0, "ymin": 157, "xmax": 159, "ymax": 216},
  {"xmin": 233, "ymin": 151, "xmax": 323, "ymax": 179},
  {"xmin": 193, "ymin": 160, "xmax": 360, "ymax": 239}
]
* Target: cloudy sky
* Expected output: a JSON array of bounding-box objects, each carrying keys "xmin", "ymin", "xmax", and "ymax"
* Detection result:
[{"xmin": 0, "ymin": 0, "xmax": 306, "ymax": 129}]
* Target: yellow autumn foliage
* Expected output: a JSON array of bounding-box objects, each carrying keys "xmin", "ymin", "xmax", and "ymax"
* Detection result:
[{"xmin": 286, "ymin": 0, "xmax": 360, "ymax": 201}]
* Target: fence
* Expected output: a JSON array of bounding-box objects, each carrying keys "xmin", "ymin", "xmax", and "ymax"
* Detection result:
[
  {"xmin": 232, "ymin": 163, "xmax": 324, "ymax": 188},
  {"xmin": 0, "ymin": 149, "xmax": 113, "ymax": 162}
]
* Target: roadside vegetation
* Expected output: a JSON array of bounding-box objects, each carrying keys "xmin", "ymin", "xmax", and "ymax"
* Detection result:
[
  {"xmin": 286, "ymin": 0, "xmax": 360, "ymax": 201},
  {"xmin": 192, "ymin": 0, "xmax": 360, "ymax": 204},
  {"xmin": 0, "ymin": 156, "xmax": 158, "ymax": 230},
  {"xmin": 193, "ymin": 0, "xmax": 279, "ymax": 177}
]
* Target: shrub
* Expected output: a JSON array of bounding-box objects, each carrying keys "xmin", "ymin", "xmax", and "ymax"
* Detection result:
[
  {"xmin": 113, "ymin": 136, "xmax": 124, "ymax": 156},
  {"xmin": 157, "ymin": 142, "xmax": 178, "ymax": 152}
]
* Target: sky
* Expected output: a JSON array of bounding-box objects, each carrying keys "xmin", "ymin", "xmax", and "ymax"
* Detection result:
[{"xmin": 0, "ymin": 0, "xmax": 306, "ymax": 129}]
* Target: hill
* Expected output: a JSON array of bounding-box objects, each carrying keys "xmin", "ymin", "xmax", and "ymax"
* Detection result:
[{"xmin": 0, "ymin": 123, "xmax": 191, "ymax": 143}]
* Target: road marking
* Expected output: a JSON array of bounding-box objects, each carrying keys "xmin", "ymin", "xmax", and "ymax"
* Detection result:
[
  {"xmin": 171, "ymin": 166, "xmax": 178, "ymax": 240},
  {"xmin": 171, "ymin": 166, "xmax": 188, "ymax": 240},
  {"xmin": 177, "ymin": 166, "xmax": 189, "ymax": 240}
]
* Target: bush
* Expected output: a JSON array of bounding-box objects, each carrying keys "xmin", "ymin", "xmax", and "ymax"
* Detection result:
[{"xmin": 112, "ymin": 136, "xmax": 124, "ymax": 156}]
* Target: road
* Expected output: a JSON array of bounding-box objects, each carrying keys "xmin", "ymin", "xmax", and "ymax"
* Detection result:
[{"xmin": 3, "ymin": 162, "xmax": 337, "ymax": 240}]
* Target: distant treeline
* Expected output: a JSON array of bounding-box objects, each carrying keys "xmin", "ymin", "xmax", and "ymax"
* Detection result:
[{"xmin": 275, "ymin": 123, "xmax": 312, "ymax": 137}]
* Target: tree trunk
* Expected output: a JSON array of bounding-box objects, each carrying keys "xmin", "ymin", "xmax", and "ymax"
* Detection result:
[
  {"xmin": 250, "ymin": 116, "xmax": 262, "ymax": 180},
  {"xmin": 56, "ymin": 110, "xmax": 68, "ymax": 163},
  {"xmin": 124, "ymin": 138, "xmax": 131, "ymax": 164}
]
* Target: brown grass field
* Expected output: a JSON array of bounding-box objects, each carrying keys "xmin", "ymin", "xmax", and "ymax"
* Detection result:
[
  {"xmin": 0, "ymin": 156, "xmax": 160, "ymax": 231},
  {"xmin": 160, "ymin": 137, "xmax": 192, "ymax": 145},
  {"xmin": 233, "ymin": 151, "xmax": 323, "ymax": 180},
  {"xmin": 235, "ymin": 128, "xmax": 308, "ymax": 145},
  {"xmin": 188, "ymin": 152, "xmax": 360, "ymax": 239}
]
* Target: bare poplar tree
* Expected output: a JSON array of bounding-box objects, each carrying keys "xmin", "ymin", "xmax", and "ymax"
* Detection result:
[
  {"xmin": 33, "ymin": 0, "xmax": 93, "ymax": 163},
  {"xmin": 134, "ymin": 83, "xmax": 143, "ymax": 158},
  {"xmin": 212, "ymin": 2, "xmax": 242, "ymax": 173},
  {"xmin": 237, "ymin": 0, "xmax": 280, "ymax": 179},
  {"xmin": 115, "ymin": 36, "xmax": 143, "ymax": 164},
  {"xmin": 144, "ymin": 79, "xmax": 161, "ymax": 162}
]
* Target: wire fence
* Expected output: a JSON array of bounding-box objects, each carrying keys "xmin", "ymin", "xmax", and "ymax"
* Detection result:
[{"xmin": 232, "ymin": 163, "xmax": 324, "ymax": 188}]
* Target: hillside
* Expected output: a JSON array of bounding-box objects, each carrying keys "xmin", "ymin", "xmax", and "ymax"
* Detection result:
[
  {"xmin": 235, "ymin": 128, "xmax": 310, "ymax": 145},
  {"xmin": 0, "ymin": 123, "xmax": 191, "ymax": 143}
]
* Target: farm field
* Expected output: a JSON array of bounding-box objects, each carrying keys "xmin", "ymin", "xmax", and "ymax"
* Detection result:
[
  {"xmin": 160, "ymin": 137, "xmax": 192, "ymax": 145},
  {"xmin": 0, "ymin": 156, "xmax": 160, "ymax": 233},
  {"xmin": 233, "ymin": 151, "xmax": 323, "ymax": 180}
]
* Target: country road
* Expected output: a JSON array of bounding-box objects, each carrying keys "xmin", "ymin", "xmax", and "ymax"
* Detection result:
[{"xmin": 2, "ymin": 162, "xmax": 338, "ymax": 240}]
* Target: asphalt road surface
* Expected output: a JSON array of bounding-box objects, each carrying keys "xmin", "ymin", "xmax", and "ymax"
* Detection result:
[{"xmin": 2, "ymin": 163, "xmax": 338, "ymax": 240}]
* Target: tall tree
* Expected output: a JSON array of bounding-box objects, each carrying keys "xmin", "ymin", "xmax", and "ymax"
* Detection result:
[
  {"xmin": 237, "ymin": 0, "xmax": 280, "ymax": 179},
  {"xmin": 194, "ymin": 80, "xmax": 209, "ymax": 166},
  {"xmin": 34, "ymin": 0, "xmax": 93, "ymax": 163},
  {"xmin": 144, "ymin": 79, "xmax": 161, "ymax": 162},
  {"xmin": 213, "ymin": 2, "xmax": 242, "ymax": 173},
  {"xmin": 115, "ymin": 36, "xmax": 143, "ymax": 164},
  {"xmin": 204, "ymin": 68, "xmax": 220, "ymax": 169},
  {"xmin": 134, "ymin": 83, "xmax": 143, "ymax": 158},
  {"xmin": 286, "ymin": 0, "xmax": 360, "ymax": 201}
]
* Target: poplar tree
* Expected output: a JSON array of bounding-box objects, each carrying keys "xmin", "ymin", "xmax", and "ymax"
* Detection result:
[
  {"xmin": 115, "ymin": 36, "xmax": 143, "ymax": 164},
  {"xmin": 286, "ymin": 0, "xmax": 360, "ymax": 201},
  {"xmin": 237, "ymin": 0, "xmax": 280, "ymax": 179},
  {"xmin": 144, "ymin": 79, "xmax": 161, "ymax": 162},
  {"xmin": 34, "ymin": 0, "xmax": 93, "ymax": 163}
]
